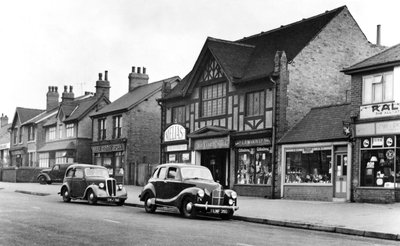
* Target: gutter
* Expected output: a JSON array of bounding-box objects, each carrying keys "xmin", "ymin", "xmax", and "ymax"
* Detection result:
[{"xmin": 270, "ymin": 75, "xmax": 277, "ymax": 199}]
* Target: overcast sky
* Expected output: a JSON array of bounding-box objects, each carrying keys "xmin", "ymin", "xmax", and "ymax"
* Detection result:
[{"xmin": 1, "ymin": 0, "xmax": 399, "ymax": 121}]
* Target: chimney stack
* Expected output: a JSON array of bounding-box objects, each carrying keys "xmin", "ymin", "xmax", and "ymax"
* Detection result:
[
  {"xmin": 46, "ymin": 86, "xmax": 59, "ymax": 111},
  {"xmin": 61, "ymin": 85, "xmax": 74, "ymax": 102},
  {"xmin": 95, "ymin": 71, "xmax": 110, "ymax": 100},
  {"xmin": 128, "ymin": 66, "xmax": 149, "ymax": 92},
  {"xmin": 0, "ymin": 114, "xmax": 8, "ymax": 128},
  {"xmin": 377, "ymin": 24, "xmax": 381, "ymax": 46}
]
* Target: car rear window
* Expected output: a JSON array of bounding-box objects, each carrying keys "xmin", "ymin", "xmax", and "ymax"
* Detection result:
[{"xmin": 85, "ymin": 168, "xmax": 109, "ymax": 178}]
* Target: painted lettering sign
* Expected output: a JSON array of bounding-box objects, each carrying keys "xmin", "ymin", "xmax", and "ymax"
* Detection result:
[
  {"xmin": 360, "ymin": 102, "xmax": 400, "ymax": 119},
  {"xmin": 234, "ymin": 138, "xmax": 271, "ymax": 147},
  {"xmin": 91, "ymin": 144, "xmax": 125, "ymax": 153},
  {"xmin": 164, "ymin": 124, "xmax": 186, "ymax": 142},
  {"xmin": 194, "ymin": 137, "xmax": 229, "ymax": 150}
]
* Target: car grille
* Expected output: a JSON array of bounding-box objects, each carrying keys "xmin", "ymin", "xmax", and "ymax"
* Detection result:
[
  {"xmin": 106, "ymin": 179, "xmax": 116, "ymax": 196},
  {"xmin": 211, "ymin": 189, "xmax": 224, "ymax": 205}
]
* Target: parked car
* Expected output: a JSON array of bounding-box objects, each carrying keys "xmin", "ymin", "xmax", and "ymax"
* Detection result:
[
  {"xmin": 139, "ymin": 163, "xmax": 239, "ymax": 219},
  {"xmin": 59, "ymin": 164, "xmax": 127, "ymax": 206},
  {"xmin": 37, "ymin": 163, "xmax": 73, "ymax": 184}
]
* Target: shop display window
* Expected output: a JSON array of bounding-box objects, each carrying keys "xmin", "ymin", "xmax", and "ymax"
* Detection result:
[
  {"xmin": 167, "ymin": 152, "xmax": 191, "ymax": 164},
  {"xmin": 236, "ymin": 148, "xmax": 272, "ymax": 185},
  {"xmin": 285, "ymin": 149, "xmax": 331, "ymax": 184},
  {"xmin": 360, "ymin": 135, "xmax": 398, "ymax": 188}
]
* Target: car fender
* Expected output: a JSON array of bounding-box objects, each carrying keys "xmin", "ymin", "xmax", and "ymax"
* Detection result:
[
  {"xmin": 176, "ymin": 187, "xmax": 201, "ymax": 207},
  {"xmin": 139, "ymin": 183, "xmax": 156, "ymax": 201},
  {"xmin": 37, "ymin": 173, "xmax": 50, "ymax": 182},
  {"xmin": 83, "ymin": 184, "xmax": 102, "ymax": 198},
  {"xmin": 59, "ymin": 183, "xmax": 71, "ymax": 195}
]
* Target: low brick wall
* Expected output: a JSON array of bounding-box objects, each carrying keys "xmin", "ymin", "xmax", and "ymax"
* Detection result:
[
  {"xmin": 1, "ymin": 167, "xmax": 44, "ymax": 183},
  {"xmin": 283, "ymin": 185, "xmax": 333, "ymax": 201},
  {"xmin": 234, "ymin": 185, "xmax": 272, "ymax": 198},
  {"xmin": 354, "ymin": 187, "xmax": 395, "ymax": 203}
]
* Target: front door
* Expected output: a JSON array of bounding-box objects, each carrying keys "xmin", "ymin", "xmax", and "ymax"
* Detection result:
[
  {"xmin": 334, "ymin": 153, "xmax": 347, "ymax": 198},
  {"xmin": 201, "ymin": 150, "xmax": 227, "ymax": 187}
]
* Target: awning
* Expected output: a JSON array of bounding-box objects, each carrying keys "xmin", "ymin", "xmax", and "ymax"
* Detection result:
[{"xmin": 38, "ymin": 141, "xmax": 76, "ymax": 152}]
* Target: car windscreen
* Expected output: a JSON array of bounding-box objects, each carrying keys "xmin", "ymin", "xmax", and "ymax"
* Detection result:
[
  {"xmin": 84, "ymin": 168, "xmax": 109, "ymax": 178},
  {"xmin": 181, "ymin": 167, "xmax": 214, "ymax": 181}
]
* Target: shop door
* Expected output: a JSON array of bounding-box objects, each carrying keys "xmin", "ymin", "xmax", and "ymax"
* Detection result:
[
  {"xmin": 201, "ymin": 150, "xmax": 227, "ymax": 187},
  {"xmin": 334, "ymin": 154, "xmax": 347, "ymax": 198}
]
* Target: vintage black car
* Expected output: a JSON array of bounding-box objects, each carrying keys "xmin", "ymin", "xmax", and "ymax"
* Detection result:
[
  {"xmin": 139, "ymin": 163, "xmax": 239, "ymax": 219},
  {"xmin": 37, "ymin": 163, "xmax": 73, "ymax": 184},
  {"xmin": 59, "ymin": 164, "xmax": 127, "ymax": 205}
]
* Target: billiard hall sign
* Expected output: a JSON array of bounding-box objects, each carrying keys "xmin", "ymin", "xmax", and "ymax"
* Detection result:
[{"xmin": 360, "ymin": 102, "xmax": 400, "ymax": 119}]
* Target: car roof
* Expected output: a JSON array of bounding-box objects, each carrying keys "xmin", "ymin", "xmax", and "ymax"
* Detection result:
[
  {"xmin": 157, "ymin": 163, "xmax": 207, "ymax": 169},
  {"xmin": 67, "ymin": 164, "xmax": 106, "ymax": 170}
]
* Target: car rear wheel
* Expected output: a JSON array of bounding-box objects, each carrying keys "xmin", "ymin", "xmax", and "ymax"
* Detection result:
[
  {"xmin": 220, "ymin": 210, "xmax": 234, "ymax": 220},
  {"xmin": 38, "ymin": 176, "xmax": 47, "ymax": 185},
  {"xmin": 116, "ymin": 199, "xmax": 125, "ymax": 206},
  {"xmin": 62, "ymin": 188, "xmax": 71, "ymax": 202},
  {"xmin": 87, "ymin": 190, "xmax": 97, "ymax": 205},
  {"xmin": 144, "ymin": 194, "xmax": 156, "ymax": 213},
  {"xmin": 181, "ymin": 197, "xmax": 197, "ymax": 219}
]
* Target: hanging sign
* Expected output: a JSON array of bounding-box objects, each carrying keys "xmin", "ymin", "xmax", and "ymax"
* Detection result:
[{"xmin": 164, "ymin": 124, "xmax": 186, "ymax": 142}]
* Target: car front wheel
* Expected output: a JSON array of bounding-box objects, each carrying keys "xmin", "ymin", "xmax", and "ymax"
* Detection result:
[
  {"xmin": 38, "ymin": 176, "xmax": 47, "ymax": 185},
  {"xmin": 87, "ymin": 190, "xmax": 97, "ymax": 205},
  {"xmin": 144, "ymin": 194, "xmax": 156, "ymax": 213},
  {"xmin": 62, "ymin": 188, "xmax": 71, "ymax": 202},
  {"xmin": 180, "ymin": 197, "xmax": 197, "ymax": 219}
]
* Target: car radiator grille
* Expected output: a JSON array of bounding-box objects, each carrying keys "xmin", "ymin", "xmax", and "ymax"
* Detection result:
[
  {"xmin": 211, "ymin": 189, "xmax": 224, "ymax": 205},
  {"xmin": 106, "ymin": 179, "xmax": 116, "ymax": 196}
]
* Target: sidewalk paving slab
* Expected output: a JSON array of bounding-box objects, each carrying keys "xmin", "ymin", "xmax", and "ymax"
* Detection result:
[{"xmin": 1, "ymin": 182, "xmax": 399, "ymax": 241}]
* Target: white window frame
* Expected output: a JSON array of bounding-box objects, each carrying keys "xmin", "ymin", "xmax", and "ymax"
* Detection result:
[
  {"xmin": 48, "ymin": 126, "xmax": 56, "ymax": 141},
  {"xmin": 66, "ymin": 123, "xmax": 75, "ymax": 138},
  {"xmin": 362, "ymin": 71, "xmax": 394, "ymax": 105}
]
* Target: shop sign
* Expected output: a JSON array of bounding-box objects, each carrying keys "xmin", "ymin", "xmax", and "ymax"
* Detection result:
[
  {"xmin": 286, "ymin": 146, "xmax": 331, "ymax": 153},
  {"xmin": 164, "ymin": 124, "xmax": 186, "ymax": 142},
  {"xmin": 166, "ymin": 144, "xmax": 187, "ymax": 152},
  {"xmin": 91, "ymin": 144, "xmax": 125, "ymax": 153},
  {"xmin": 194, "ymin": 137, "xmax": 229, "ymax": 150},
  {"xmin": 234, "ymin": 138, "xmax": 271, "ymax": 147},
  {"xmin": 360, "ymin": 102, "xmax": 400, "ymax": 119},
  {"xmin": 372, "ymin": 137, "xmax": 384, "ymax": 147},
  {"xmin": 376, "ymin": 121, "xmax": 400, "ymax": 135}
]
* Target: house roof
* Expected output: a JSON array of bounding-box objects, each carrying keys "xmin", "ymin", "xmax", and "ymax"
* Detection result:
[
  {"xmin": 279, "ymin": 103, "xmax": 352, "ymax": 144},
  {"xmin": 164, "ymin": 5, "xmax": 347, "ymax": 100},
  {"xmin": 91, "ymin": 76, "xmax": 180, "ymax": 117},
  {"xmin": 22, "ymin": 108, "xmax": 58, "ymax": 126},
  {"xmin": 12, "ymin": 107, "xmax": 45, "ymax": 128},
  {"xmin": 342, "ymin": 43, "xmax": 400, "ymax": 74}
]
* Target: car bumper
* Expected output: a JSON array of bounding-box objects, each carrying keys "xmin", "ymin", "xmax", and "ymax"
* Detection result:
[{"xmin": 194, "ymin": 203, "xmax": 239, "ymax": 211}]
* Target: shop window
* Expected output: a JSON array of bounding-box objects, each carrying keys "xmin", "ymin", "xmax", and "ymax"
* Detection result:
[
  {"xmin": 285, "ymin": 149, "xmax": 332, "ymax": 184},
  {"xmin": 172, "ymin": 106, "xmax": 186, "ymax": 124},
  {"xmin": 236, "ymin": 148, "xmax": 272, "ymax": 185},
  {"xmin": 246, "ymin": 91, "xmax": 265, "ymax": 117},
  {"xmin": 113, "ymin": 116, "xmax": 122, "ymax": 139},
  {"xmin": 55, "ymin": 151, "xmax": 74, "ymax": 164},
  {"xmin": 360, "ymin": 135, "xmax": 398, "ymax": 187},
  {"xmin": 201, "ymin": 82, "xmax": 226, "ymax": 117},
  {"xmin": 362, "ymin": 72, "xmax": 393, "ymax": 104}
]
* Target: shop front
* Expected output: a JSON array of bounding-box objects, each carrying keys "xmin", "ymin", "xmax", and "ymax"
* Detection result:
[
  {"xmin": 281, "ymin": 142, "xmax": 351, "ymax": 201},
  {"xmin": 354, "ymin": 120, "xmax": 400, "ymax": 202},
  {"xmin": 91, "ymin": 140, "xmax": 126, "ymax": 184},
  {"xmin": 162, "ymin": 124, "xmax": 191, "ymax": 164},
  {"xmin": 233, "ymin": 137, "xmax": 273, "ymax": 197}
]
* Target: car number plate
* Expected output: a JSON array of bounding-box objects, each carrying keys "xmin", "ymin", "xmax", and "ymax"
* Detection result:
[
  {"xmin": 212, "ymin": 209, "xmax": 228, "ymax": 214},
  {"xmin": 107, "ymin": 198, "xmax": 119, "ymax": 202}
]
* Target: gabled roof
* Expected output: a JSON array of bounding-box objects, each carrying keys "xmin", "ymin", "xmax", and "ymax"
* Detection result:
[
  {"xmin": 22, "ymin": 108, "xmax": 58, "ymax": 126},
  {"xmin": 91, "ymin": 76, "xmax": 180, "ymax": 117},
  {"xmin": 342, "ymin": 43, "xmax": 400, "ymax": 74},
  {"xmin": 279, "ymin": 103, "xmax": 352, "ymax": 144},
  {"xmin": 165, "ymin": 5, "xmax": 348, "ymax": 100},
  {"xmin": 12, "ymin": 107, "xmax": 45, "ymax": 128}
]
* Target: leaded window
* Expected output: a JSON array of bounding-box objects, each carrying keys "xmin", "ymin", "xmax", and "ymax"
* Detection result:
[
  {"xmin": 172, "ymin": 106, "xmax": 186, "ymax": 124},
  {"xmin": 201, "ymin": 83, "xmax": 226, "ymax": 117},
  {"xmin": 246, "ymin": 91, "xmax": 265, "ymax": 116},
  {"xmin": 199, "ymin": 59, "xmax": 223, "ymax": 82}
]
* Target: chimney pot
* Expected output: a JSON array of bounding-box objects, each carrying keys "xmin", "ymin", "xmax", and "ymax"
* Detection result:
[
  {"xmin": 48, "ymin": 86, "xmax": 51, "ymax": 92},
  {"xmin": 69, "ymin": 85, "xmax": 73, "ymax": 92},
  {"xmin": 376, "ymin": 24, "xmax": 381, "ymax": 46},
  {"xmin": 132, "ymin": 66, "xmax": 135, "ymax": 73},
  {"xmin": 55, "ymin": 86, "xmax": 58, "ymax": 92},
  {"xmin": 143, "ymin": 67, "xmax": 146, "ymax": 74},
  {"xmin": 64, "ymin": 85, "xmax": 68, "ymax": 92},
  {"xmin": 99, "ymin": 73, "xmax": 103, "ymax": 81},
  {"xmin": 105, "ymin": 70, "xmax": 108, "ymax": 81},
  {"xmin": 138, "ymin": 67, "xmax": 141, "ymax": 74}
]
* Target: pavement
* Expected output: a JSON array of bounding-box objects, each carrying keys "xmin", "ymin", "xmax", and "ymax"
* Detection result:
[{"xmin": 1, "ymin": 182, "xmax": 400, "ymax": 241}]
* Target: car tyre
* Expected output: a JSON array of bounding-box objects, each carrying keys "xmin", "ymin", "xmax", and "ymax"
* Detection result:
[
  {"xmin": 38, "ymin": 176, "xmax": 47, "ymax": 185},
  {"xmin": 144, "ymin": 194, "xmax": 156, "ymax": 213},
  {"xmin": 62, "ymin": 188, "xmax": 71, "ymax": 202},
  {"xmin": 181, "ymin": 197, "xmax": 197, "ymax": 219},
  {"xmin": 87, "ymin": 190, "xmax": 97, "ymax": 205},
  {"xmin": 220, "ymin": 210, "xmax": 234, "ymax": 220},
  {"xmin": 116, "ymin": 199, "xmax": 126, "ymax": 206}
]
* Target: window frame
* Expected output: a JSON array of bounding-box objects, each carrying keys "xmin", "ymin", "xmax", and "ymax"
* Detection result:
[
  {"xmin": 98, "ymin": 118, "xmax": 107, "ymax": 140},
  {"xmin": 171, "ymin": 106, "xmax": 186, "ymax": 124},
  {"xmin": 362, "ymin": 71, "xmax": 394, "ymax": 105},
  {"xmin": 66, "ymin": 123, "xmax": 75, "ymax": 138},
  {"xmin": 48, "ymin": 126, "xmax": 56, "ymax": 141},
  {"xmin": 200, "ymin": 82, "xmax": 227, "ymax": 118},
  {"xmin": 113, "ymin": 115, "xmax": 122, "ymax": 139},
  {"xmin": 246, "ymin": 90, "xmax": 265, "ymax": 117},
  {"xmin": 28, "ymin": 125, "xmax": 35, "ymax": 141}
]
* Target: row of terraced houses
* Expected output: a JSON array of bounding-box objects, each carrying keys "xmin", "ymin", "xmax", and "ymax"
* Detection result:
[{"xmin": 1, "ymin": 5, "xmax": 400, "ymax": 203}]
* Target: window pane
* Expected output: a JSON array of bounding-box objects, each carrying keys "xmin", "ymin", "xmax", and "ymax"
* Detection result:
[
  {"xmin": 363, "ymin": 77, "xmax": 372, "ymax": 104},
  {"xmin": 384, "ymin": 73, "xmax": 393, "ymax": 101},
  {"xmin": 373, "ymin": 82, "xmax": 382, "ymax": 102}
]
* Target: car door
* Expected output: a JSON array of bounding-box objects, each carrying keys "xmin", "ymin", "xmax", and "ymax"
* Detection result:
[
  {"xmin": 49, "ymin": 164, "xmax": 61, "ymax": 182},
  {"xmin": 153, "ymin": 167, "xmax": 167, "ymax": 200},
  {"xmin": 70, "ymin": 168, "xmax": 86, "ymax": 198},
  {"xmin": 159, "ymin": 167, "xmax": 183, "ymax": 202}
]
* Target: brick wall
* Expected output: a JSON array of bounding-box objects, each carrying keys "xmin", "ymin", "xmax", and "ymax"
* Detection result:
[
  {"xmin": 354, "ymin": 187, "xmax": 395, "ymax": 203},
  {"xmin": 286, "ymin": 8, "xmax": 383, "ymax": 129},
  {"xmin": 283, "ymin": 185, "xmax": 333, "ymax": 201},
  {"xmin": 234, "ymin": 185, "xmax": 272, "ymax": 198}
]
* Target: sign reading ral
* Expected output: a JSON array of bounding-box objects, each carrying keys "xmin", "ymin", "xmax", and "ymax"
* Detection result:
[
  {"xmin": 360, "ymin": 102, "xmax": 400, "ymax": 119},
  {"xmin": 164, "ymin": 124, "xmax": 186, "ymax": 142}
]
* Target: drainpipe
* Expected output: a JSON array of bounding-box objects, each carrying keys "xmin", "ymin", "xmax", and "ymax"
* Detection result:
[
  {"xmin": 157, "ymin": 99, "xmax": 164, "ymax": 164},
  {"xmin": 270, "ymin": 75, "xmax": 277, "ymax": 199}
]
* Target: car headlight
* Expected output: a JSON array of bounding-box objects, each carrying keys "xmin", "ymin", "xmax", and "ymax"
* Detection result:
[
  {"xmin": 197, "ymin": 189, "xmax": 205, "ymax": 198},
  {"xmin": 229, "ymin": 199, "xmax": 234, "ymax": 205},
  {"xmin": 99, "ymin": 183, "xmax": 105, "ymax": 189},
  {"xmin": 118, "ymin": 184, "xmax": 123, "ymax": 190},
  {"xmin": 231, "ymin": 191, "xmax": 237, "ymax": 199}
]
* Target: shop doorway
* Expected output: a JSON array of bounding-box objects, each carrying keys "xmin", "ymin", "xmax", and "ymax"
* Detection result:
[
  {"xmin": 334, "ymin": 153, "xmax": 347, "ymax": 198},
  {"xmin": 201, "ymin": 149, "xmax": 228, "ymax": 187}
]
